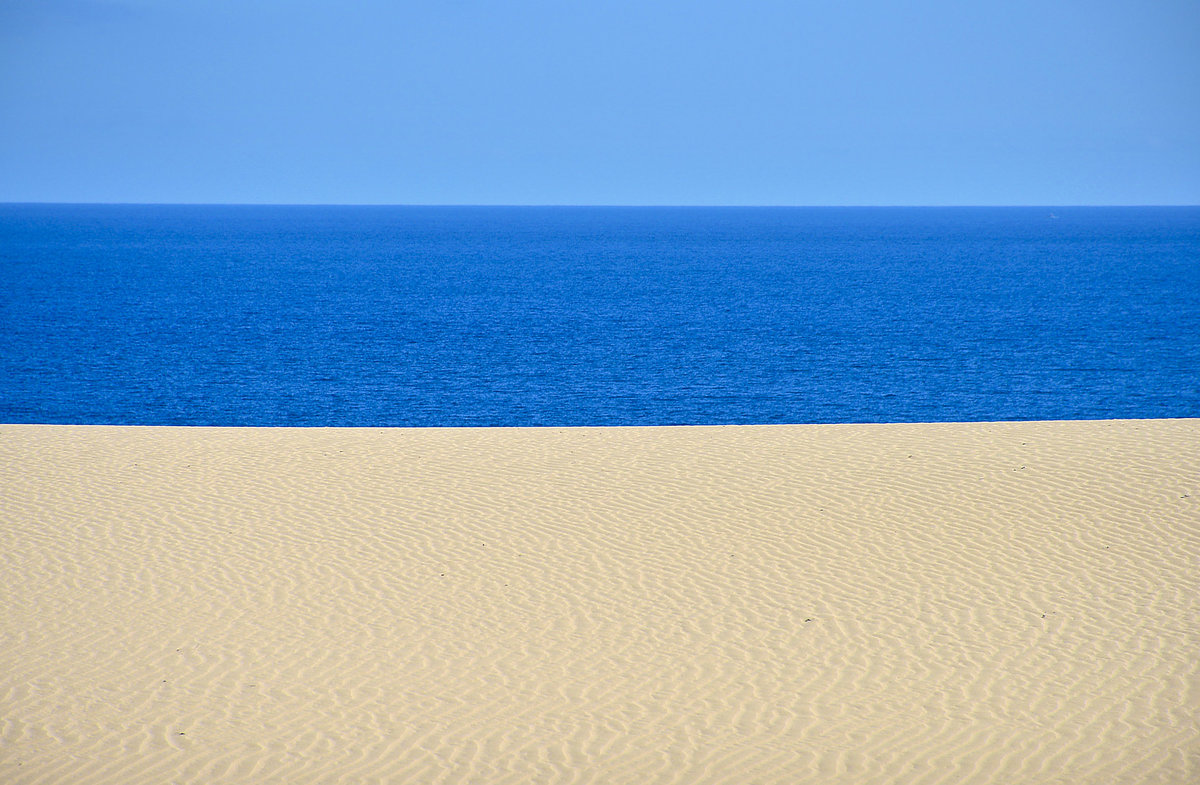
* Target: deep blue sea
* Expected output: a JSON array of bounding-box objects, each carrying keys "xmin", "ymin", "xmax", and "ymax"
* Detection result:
[{"xmin": 1, "ymin": 205, "xmax": 1197, "ymax": 426}]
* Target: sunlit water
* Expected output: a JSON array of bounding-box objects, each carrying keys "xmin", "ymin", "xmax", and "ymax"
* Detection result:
[{"xmin": 2, "ymin": 205, "xmax": 1197, "ymax": 426}]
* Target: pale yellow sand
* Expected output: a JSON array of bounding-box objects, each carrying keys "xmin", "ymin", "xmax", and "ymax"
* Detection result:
[{"xmin": 1, "ymin": 421, "xmax": 1197, "ymax": 784}]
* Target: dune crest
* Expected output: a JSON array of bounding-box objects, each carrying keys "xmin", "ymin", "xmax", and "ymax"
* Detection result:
[{"xmin": 2, "ymin": 420, "xmax": 1197, "ymax": 784}]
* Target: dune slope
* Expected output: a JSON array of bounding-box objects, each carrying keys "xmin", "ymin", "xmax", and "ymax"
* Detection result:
[{"xmin": 1, "ymin": 420, "xmax": 1197, "ymax": 784}]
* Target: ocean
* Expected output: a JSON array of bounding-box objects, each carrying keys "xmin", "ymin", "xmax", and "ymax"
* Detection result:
[{"xmin": 1, "ymin": 205, "xmax": 1197, "ymax": 426}]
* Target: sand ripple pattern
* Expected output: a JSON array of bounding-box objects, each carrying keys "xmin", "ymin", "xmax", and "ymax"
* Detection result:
[{"xmin": 1, "ymin": 420, "xmax": 1197, "ymax": 784}]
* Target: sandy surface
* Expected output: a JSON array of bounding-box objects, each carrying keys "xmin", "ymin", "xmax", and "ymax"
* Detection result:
[{"xmin": 1, "ymin": 420, "xmax": 1197, "ymax": 784}]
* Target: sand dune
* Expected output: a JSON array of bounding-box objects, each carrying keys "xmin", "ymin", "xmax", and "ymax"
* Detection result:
[{"xmin": 1, "ymin": 420, "xmax": 1197, "ymax": 784}]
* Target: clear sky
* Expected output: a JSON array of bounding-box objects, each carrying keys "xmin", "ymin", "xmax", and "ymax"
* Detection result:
[{"xmin": 2, "ymin": 0, "xmax": 1197, "ymax": 205}]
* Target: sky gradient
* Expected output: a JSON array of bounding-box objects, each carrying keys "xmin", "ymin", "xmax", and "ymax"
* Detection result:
[{"xmin": 2, "ymin": 0, "xmax": 1197, "ymax": 205}]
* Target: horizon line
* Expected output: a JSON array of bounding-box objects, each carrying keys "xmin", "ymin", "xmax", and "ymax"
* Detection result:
[{"xmin": 3, "ymin": 201, "xmax": 1199, "ymax": 209}]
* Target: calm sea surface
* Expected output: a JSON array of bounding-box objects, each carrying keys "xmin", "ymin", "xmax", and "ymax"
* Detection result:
[{"xmin": 2, "ymin": 205, "xmax": 1197, "ymax": 426}]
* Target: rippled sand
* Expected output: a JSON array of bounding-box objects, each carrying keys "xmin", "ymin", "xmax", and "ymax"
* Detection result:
[{"xmin": 2, "ymin": 421, "xmax": 1197, "ymax": 784}]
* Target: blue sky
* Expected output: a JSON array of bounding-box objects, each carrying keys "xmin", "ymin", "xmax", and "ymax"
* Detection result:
[{"xmin": 1, "ymin": 0, "xmax": 1197, "ymax": 205}]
